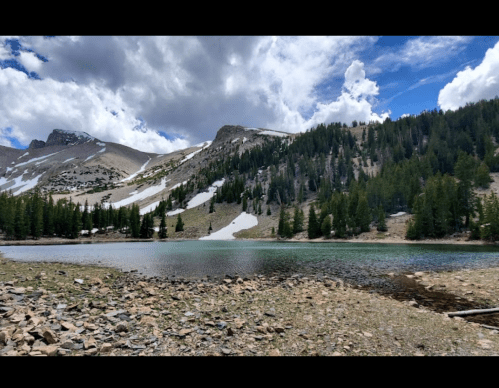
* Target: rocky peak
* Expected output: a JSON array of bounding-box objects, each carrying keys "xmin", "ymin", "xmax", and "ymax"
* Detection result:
[
  {"xmin": 28, "ymin": 139, "xmax": 46, "ymax": 149},
  {"xmin": 213, "ymin": 125, "xmax": 256, "ymax": 143},
  {"xmin": 45, "ymin": 129, "xmax": 97, "ymax": 147}
]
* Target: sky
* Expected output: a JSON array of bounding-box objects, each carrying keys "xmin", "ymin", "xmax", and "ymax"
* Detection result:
[{"xmin": 1, "ymin": 36, "xmax": 499, "ymax": 153}]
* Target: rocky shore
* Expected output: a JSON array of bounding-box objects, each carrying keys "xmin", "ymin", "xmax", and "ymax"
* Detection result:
[{"xmin": 2, "ymin": 256, "xmax": 499, "ymax": 356}]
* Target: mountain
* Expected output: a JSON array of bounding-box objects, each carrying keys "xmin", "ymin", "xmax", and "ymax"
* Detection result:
[
  {"xmin": 0, "ymin": 126, "xmax": 294, "ymax": 216},
  {"xmin": 4, "ymin": 98, "xmax": 499, "ymax": 242}
]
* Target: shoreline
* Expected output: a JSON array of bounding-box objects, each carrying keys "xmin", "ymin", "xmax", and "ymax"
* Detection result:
[
  {"xmin": 2, "ymin": 255, "xmax": 499, "ymax": 356},
  {"xmin": 0, "ymin": 235, "xmax": 494, "ymax": 247}
]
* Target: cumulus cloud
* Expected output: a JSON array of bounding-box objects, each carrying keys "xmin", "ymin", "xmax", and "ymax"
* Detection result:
[
  {"xmin": 0, "ymin": 67, "xmax": 189, "ymax": 153},
  {"xmin": 297, "ymin": 60, "xmax": 390, "ymax": 130},
  {"xmin": 0, "ymin": 36, "xmax": 385, "ymax": 152},
  {"xmin": 438, "ymin": 41, "xmax": 499, "ymax": 111}
]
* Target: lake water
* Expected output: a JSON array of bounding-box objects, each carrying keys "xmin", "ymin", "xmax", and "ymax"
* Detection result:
[{"xmin": 2, "ymin": 241, "xmax": 499, "ymax": 288}]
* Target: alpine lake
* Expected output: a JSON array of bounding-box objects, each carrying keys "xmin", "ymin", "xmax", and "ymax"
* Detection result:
[{"xmin": 1, "ymin": 240, "xmax": 499, "ymax": 292}]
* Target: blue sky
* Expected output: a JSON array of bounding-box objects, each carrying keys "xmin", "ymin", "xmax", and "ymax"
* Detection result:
[{"xmin": 1, "ymin": 36, "xmax": 499, "ymax": 153}]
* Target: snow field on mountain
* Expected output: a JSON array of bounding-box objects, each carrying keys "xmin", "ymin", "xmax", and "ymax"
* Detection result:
[
  {"xmin": 120, "ymin": 157, "xmax": 151, "ymax": 182},
  {"xmin": 199, "ymin": 212, "xmax": 258, "ymax": 240}
]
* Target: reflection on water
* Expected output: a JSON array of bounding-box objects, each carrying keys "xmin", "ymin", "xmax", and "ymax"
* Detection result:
[{"xmin": 1, "ymin": 241, "xmax": 499, "ymax": 284}]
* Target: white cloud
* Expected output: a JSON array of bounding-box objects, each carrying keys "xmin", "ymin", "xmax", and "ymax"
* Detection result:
[
  {"xmin": 371, "ymin": 36, "xmax": 472, "ymax": 74},
  {"xmin": 438, "ymin": 41, "xmax": 499, "ymax": 111},
  {"xmin": 17, "ymin": 51, "xmax": 44, "ymax": 73},
  {"xmin": 0, "ymin": 36, "xmax": 384, "ymax": 150},
  {"xmin": 297, "ymin": 60, "xmax": 390, "ymax": 129},
  {"xmin": 0, "ymin": 66, "xmax": 189, "ymax": 153}
]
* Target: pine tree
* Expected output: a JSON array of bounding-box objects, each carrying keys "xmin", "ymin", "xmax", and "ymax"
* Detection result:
[
  {"xmin": 175, "ymin": 213, "xmax": 184, "ymax": 232},
  {"xmin": 292, "ymin": 205, "xmax": 304, "ymax": 234},
  {"xmin": 376, "ymin": 205, "xmax": 387, "ymax": 232},
  {"xmin": 31, "ymin": 188, "xmax": 43, "ymax": 239},
  {"xmin": 242, "ymin": 195, "xmax": 248, "ymax": 212},
  {"xmin": 71, "ymin": 204, "xmax": 82, "ymax": 239},
  {"xmin": 267, "ymin": 206, "xmax": 271, "ymax": 216},
  {"xmin": 308, "ymin": 204, "xmax": 320, "ymax": 239},
  {"xmin": 258, "ymin": 202, "xmax": 262, "ymax": 215},
  {"xmin": 14, "ymin": 198, "xmax": 27, "ymax": 240},
  {"xmin": 130, "ymin": 204, "xmax": 141, "ymax": 238},
  {"xmin": 321, "ymin": 215, "xmax": 332, "ymax": 238},
  {"xmin": 475, "ymin": 162, "xmax": 491, "ymax": 188},
  {"xmin": 159, "ymin": 212, "xmax": 167, "ymax": 238},
  {"xmin": 356, "ymin": 193, "xmax": 371, "ymax": 233},
  {"xmin": 209, "ymin": 196, "xmax": 215, "ymax": 213},
  {"xmin": 278, "ymin": 206, "xmax": 286, "ymax": 237}
]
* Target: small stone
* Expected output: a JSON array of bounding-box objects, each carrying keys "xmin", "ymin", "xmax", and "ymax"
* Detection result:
[
  {"xmin": 0, "ymin": 331, "xmax": 9, "ymax": 345},
  {"xmin": 178, "ymin": 328, "xmax": 193, "ymax": 336},
  {"xmin": 74, "ymin": 279, "xmax": 84, "ymax": 284},
  {"xmin": 61, "ymin": 321, "xmax": 76, "ymax": 331},
  {"xmin": 42, "ymin": 328, "xmax": 58, "ymax": 344},
  {"xmin": 40, "ymin": 345, "xmax": 58, "ymax": 357},
  {"xmin": 115, "ymin": 322, "xmax": 129, "ymax": 333},
  {"xmin": 100, "ymin": 343, "xmax": 113, "ymax": 353},
  {"xmin": 268, "ymin": 348, "xmax": 280, "ymax": 356},
  {"xmin": 221, "ymin": 348, "xmax": 231, "ymax": 355}
]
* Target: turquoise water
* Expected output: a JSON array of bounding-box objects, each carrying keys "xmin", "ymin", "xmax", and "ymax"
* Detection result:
[{"xmin": 1, "ymin": 241, "xmax": 499, "ymax": 286}]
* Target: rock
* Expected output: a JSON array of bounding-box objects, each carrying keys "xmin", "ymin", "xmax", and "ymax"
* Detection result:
[
  {"xmin": 61, "ymin": 321, "xmax": 76, "ymax": 331},
  {"xmin": 216, "ymin": 321, "xmax": 227, "ymax": 330},
  {"xmin": 104, "ymin": 309, "xmax": 127, "ymax": 318},
  {"xmin": 141, "ymin": 316, "xmax": 157, "ymax": 327},
  {"xmin": 227, "ymin": 327, "xmax": 234, "ymax": 336},
  {"xmin": 268, "ymin": 348, "xmax": 280, "ymax": 356},
  {"xmin": 274, "ymin": 325, "xmax": 285, "ymax": 333},
  {"xmin": 10, "ymin": 287, "xmax": 26, "ymax": 294},
  {"xmin": 60, "ymin": 340, "xmax": 75, "ymax": 349},
  {"xmin": 40, "ymin": 345, "xmax": 58, "ymax": 356},
  {"xmin": 42, "ymin": 328, "xmax": 58, "ymax": 344},
  {"xmin": 100, "ymin": 343, "xmax": 113, "ymax": 353},
  {"xmin": 84, "ymin": 337, "xmax": 97, "ymax": 349},
  {"xmin": 0, "ymin": 331, "xmax": 8, "ymax": 345},
  {"xmin": 74, "ymin": 279, "xmax": 84, "ymax": 285},
  {"xmin": 115, "ymin": 322, "xmax": 129, "ymax": 333}
]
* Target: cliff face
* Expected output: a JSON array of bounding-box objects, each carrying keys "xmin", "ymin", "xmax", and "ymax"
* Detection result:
[
  {"xmin": 45, "ymin": 129, "xmax": 95, "ymax": 147},
  {"xmin": 28, "ymin": 139, "xmax": 46, "ymax": 149}
]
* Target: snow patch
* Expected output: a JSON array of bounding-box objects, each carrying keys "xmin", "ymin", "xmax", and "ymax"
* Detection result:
[
  {"xmin": 98, "ymin": 147, "xmax": 106, "ymax": 153},
  {"xmin": 63, "ymin": 157, "xmax": 75, "ymax": 163},
  {"xmin": 106, "ymin": 177, "xmax": 170, "ymax": 208},
  {"xmin": 390, "ymin": 212, "xmax": 407, "ymax": 217},
  {"xmin": 185, "ymin": 179, "xmax": 225, "ymax": 209},
  {"xmin": 140, "ymin": 200, "xmax": 161, "ymax": 216},
  {"xmin": 121, "ymin": 157, "xmax": 151, "ymax": 182},
  {"xmin": 199, "ymin": 212, "xmax": 258, "ymax": 240},
  {"xmin": 84, "ymin": 154, "xmax": 95, "ymax": 162},
  {"xmin": 242, "ymin": 137, "xmax": 248, "ymax": 144},
  {"xmin": 18, "ymin": 152, "xmax": 29, "ymax": 159},
  {"xmin": 0, "ymin": 171, "xmax": 45, "ymax": 195},
  {"xmin": 169, "ymin": 180, "xmax": 188, "ymax": 191},
  {"xmin": 167, "ymin": 208, "xmax": 185, "ymax": 216},
  {"xmin": 96, "ymin": 142, "xmax": 106, "ymax": 146},
  {"xmin": 231, "ymin": 137, "xmax": 240, "ymax": 143},
  {"xmin": 259, "ymin": 130, "xmax": 289, "ymax": 137},
  {"xmin": 179, "ymin": 149, "xmax": 202, "ymax": 164},
  {"xmin": 15, "ymin": 151, "xmax": 60, "ymax": 167}
]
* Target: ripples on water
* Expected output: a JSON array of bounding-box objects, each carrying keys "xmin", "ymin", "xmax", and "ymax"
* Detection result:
[{"xmin": 1, "ymin": 241, "xmax": 499, "ymax": 287}]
